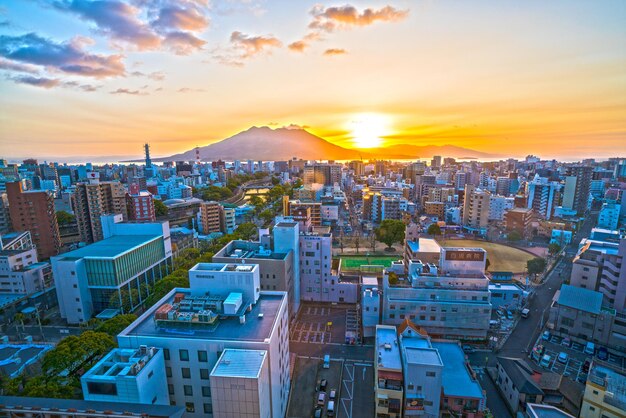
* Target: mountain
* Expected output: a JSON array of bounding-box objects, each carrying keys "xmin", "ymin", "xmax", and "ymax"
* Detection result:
[{"xmin": 155, "ymin": 126, "xmax": 497, "ymax": 161}]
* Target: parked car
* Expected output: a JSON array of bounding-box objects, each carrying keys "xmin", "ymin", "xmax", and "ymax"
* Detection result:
[
  {"xmin": 562, "ymin": 337, "xmax": 571, "ymax": 347},
  {"xmin": 327, "ymin": 400, "xmax": 336, "ymax": 417},
  {"xmin": 531, "ymin": 345, "xmax": 545, "ymax": 362},
  {"xmin": 317, "ymin": 392, "xmax": 326, "ymax": 406},
  {"xmin": 557, "ymin": 352, "xmax": 569, "ymax": 364},
  {"xmin": 329, "ymin": 389, "xmax": 337, "ymax": 400},
  {"xmin": 542, "ymin": 331, "xmax": 551, "ymax": 341},
  {"xmin": 540, "ymin": 354, "xmax": 552, "ymax": 368},
  {"xmin": 521, "ymin": 308, "xmax": 530, "ymax": 318},
  {"xmin": 582, "ymin": 359, "xmax": 591, "ymax": 373},
  {"xmin": 585, "ymin": 342, "xmax": 596, "ymax": 355},
  {"xmin": 506, "ymin": 310, "xmax": 514, "ymax": 320},
  {"xmin": 320, "ymin": 379, "xmax": 328, "ymax": 392},
  {"xmin": 313, "ymin": 407, "xmax": 323, "ymax": 418},
  {"xmin": 597, "ymin": 347, "xmax": 609, "ymax": 361},
  {"xmin": 462, "ymin": 345, "xmax": 475, "ymax": 354}
]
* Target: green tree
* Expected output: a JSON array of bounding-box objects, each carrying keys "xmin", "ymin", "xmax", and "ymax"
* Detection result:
[
  {"xmin": 235, "ymin": 222, "xmax": 257, "ymax": 240},
  {"xmin": 56, "ymin": 210, "xmax": 76, "ymax": 225},
  {"xmin": 548, "ymin": 243, "xmax": 561, "ymax": 255},
  {"xmin": 375, "ymin": 219, "xmax": 406, "ymax": 250},
  {"xmin": 527, "ymin": 257, "xmax": 547, "ymax": 276},
  {"xmin": 259, "ymin": 208, "xmax": 275, "ymax": 225},
  {"xmin": 271, "ymin": 176, "xmax": 280, "ymax": 185},
  {"xmin": 427, "ymin": 223, "xmax": 441, "ymax": 236},
  {"xmin": 387, "ymin": 271, "xmax": 399, "ymax": 285},
  {"xmin": 248, "ymin": 195, "xmax": 265, "ymax": 211},
  {"xmin": 42, "ymin": 331, "xmax": 114, "ymax": 377},
  {"xmin": 95, "ymin": 314, "xmax": 137, "ymax": 337},
  {"xmin": 154, "ymin": 199, "xmax": 168, "ymax": 217},
  {"xmin": 507, "ymin": 230, "xmax": 522, "ymax": 242}
]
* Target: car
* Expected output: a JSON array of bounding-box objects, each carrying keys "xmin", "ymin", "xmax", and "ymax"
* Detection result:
[
  {"xmin": 562, "ymin": 337, "xmax": 571, "ymax": 347},
  {"xmin": 320, "ymin": 379, "xmax": 328, "ymax": 392},
  {"xmin": 329, "ymin": 389, "xmax": 337, "ymax": 400},
  {"xmin": 597, "ymin": 347, "xmax": 609, "ymax": 361},
  {"xmin": 327, "ymin": 400, "xmax": 336, "ymax": 416},
  {"xmin": 507, "ymin": 310, "xmax": 514, "ymax": 320},
  {"xmin": 531, "ymin": 344, "xmax": 545, "ymax": 362},
  {"xmin": 582, "ymin": 359, "xmax": 591, "ymax": 373},
  {"xmin": 521, "ymin": 308, "xmax": 530, "ymax": 318},
  {"xmin": 557, "ymin": 352, "xmax": 569, "ymax": 364},
  {"xmin": 539, "ymin": 354, "xmax": 552, "ymax": 368},
  {"xmin": 542, "ymin": 331, "xmax": 551, "ymax": 341},
  {"xmin": 585, "ymin": 342, "xmax": 596, "ymax": 355},
  {"xmin": 317, "ymin": 392, "xmax": 326, "ymax": 406},
  {"xmin": 323, "ymin": 354, "xmax": 330, "ymax": 369},
  {"xmin": 462, "ymin": 345, "xmax": 475, "ymax": 354},
  {"xmin": 313, "ymin": 407, "xmax": 323, "ymax": 418}
]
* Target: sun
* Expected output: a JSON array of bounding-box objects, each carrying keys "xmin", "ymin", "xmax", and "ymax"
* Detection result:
[{"xmin": 349, "ymin": 113, "xmax": 390, "ymax": 148}]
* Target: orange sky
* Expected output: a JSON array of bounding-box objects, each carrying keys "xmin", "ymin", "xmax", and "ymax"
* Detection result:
[{"xmin": 0, "ymin": 1, "xmax": 625, "ymax": 161}]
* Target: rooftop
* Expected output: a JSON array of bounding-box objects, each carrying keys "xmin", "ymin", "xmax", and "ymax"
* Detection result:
[
  {"xmin": 404, "ymin": 347, "xmax": 442, "ymax": 367},
  {"xmin": 0, "ymin": 344, "xmax": 52, "ymax": 377},
  {"xmin": 557, "ymin": 284, "xmax": 603, "ymax": 315},
  {"xmin": 406, "ymin": 238, "xmax": 442, "ymax": 254},
  {"xmin": 119, "ymin": 288, "xmax": 284, "ymax": 342},
  {"xmin": 589, "ymin": 363, "xmax": 626, "ymax": 411},
  {"xmin": 54, "ymin": 235, "xmax": 161, "ymax": 259},
  {"xmin": 215, "ymin": 240, "xmax": 288, "ymax": 261},
  {"xmin": 497, "ymin": 357, "xmax": 543, "ymax": 395},
  {"xmin": 83, "ymin": 347, "xmax": 160, "ymax": 380},
  {"xmin": 526, "ymin": 403, "xmax": 575, "ymax": 418},
  {"xmin": 376, "ymin": 326, "xmax": 402, "ymax": 370},
  {"xmin": 431, "ymin": 341, "xmax": 484, "ymax": 400},
  {"xmin": 210, "ymin": 349, "xmax": 267, "ymax": 379},
  {"xmin": 190, "ymin": 262, "xmax": 257, "ymax": 273}
]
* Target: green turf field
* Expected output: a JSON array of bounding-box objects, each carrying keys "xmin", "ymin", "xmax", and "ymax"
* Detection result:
[
  {"xmin": 339, "ymin": 256, "xmax": 400, "ymax": 270},
  {"xmin": 439, "ymin": 239, "xmax": 534, "ymax": 273}
]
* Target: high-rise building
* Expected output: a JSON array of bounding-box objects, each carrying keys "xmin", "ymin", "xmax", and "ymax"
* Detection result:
[
  {"xmin": 431, "ymin": 155, "xmax": 442, "ymax": 168},
  {"xmin": 6, "ymin": 181, "xmax": 61, "ymax": 259},
  {"xmin": 597, "ymin": 202, "xmax": 620, "ymax": 230},
  {"xmin": 526, "ymin": 175, "xmax": 561, "ymax": 220},
  {"xmin": 0, "ymin": 192, "xmax": 11, "ymax": 234},
  {"xmin": 462, "ymin": 184, "xmax": 490, "ymax": 234},
  {"xmin": 303, "ymin": 163, "xmax": 341, "ymax": 186},
  {"xmin": 126, "ymin": 183, "xmax": 156, "ymax": 222},
  {"xmin": 198, "ymin": 201, "xmax": 223, "ymax": 234},
  {"xmin": 300, "ymin": 229, "xmax": 332, "ymax": 302},
  {"xmin": 495, "ymin": 176, "xmax": 511, "ymax": 196},
  {"xmin": 73, "ymin": 178, "xmax": 128, "ymax": 243},
  {"xmin": 562, "ymin": 166, "xmax": 592, "ymax": 215}
]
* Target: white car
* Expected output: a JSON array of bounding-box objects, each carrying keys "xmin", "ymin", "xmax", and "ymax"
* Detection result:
[{"xmin": 557, "ymin": 352, "xmax": 568, "ymax": 364}]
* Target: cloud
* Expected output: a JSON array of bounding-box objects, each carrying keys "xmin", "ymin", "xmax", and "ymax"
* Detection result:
[
  {"xmin": 178, "ymin": 86, "xmax": 205, "ymax": 93},
  {"xmin": 0, "ymin": 57, "xmax": 39, "ymax": 74},
  {"xmin": 110, "ymin": 87, "xmax": 145, "ymax": 95},
  {"xmin": 309, "ymin": 4, "xmax": 408, "ymax": 32},
  {"xmin": 10, "ymin": 75, "xmax": 61, "ymax": 88},
  {"xmin": 230, "ymin": 31, "xmax": 281, "ymax": 58},
  {"xmin": 153, "ymin": 5, "xmax": 209, "ymax": 31},
  {"xmin": 287, "ymin": 31, "xmax": 321, "ymax": 53},
  {"xmin": 323, "ymin": 48, "xmax": 347, "ymax": 56},
  {"xmin": 0, "ymin": 33, "xmax": 125, "ymax": 78},
  {"xmin": 54, "ymin": 0, "xmax": 161, "ymax": 49},
  {"xmin": 163, "ymin": 31, "xmax": 206, "ymax": 55},
  {"xmin": 130, "ymin": 69, "xmax": 165, "ymax": 80},
  {"xmin": 78, "ymin": 83, "xmax": 100, "ymax": 91}
]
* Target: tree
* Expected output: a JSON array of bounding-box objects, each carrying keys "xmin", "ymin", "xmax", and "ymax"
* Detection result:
[
  {"xmin": 235, "ymin": 222, "xmax": 257, "ymax": 240},
  {"xmin": 259, "ymin": 209, "xmax": 275, "ymax": 225},
  {"xmin": 548, "ymin": 243, "xmax": 561, "ymax": 256},
  {"xmin": 271, "ymin": 176, "xmax": 280, "ymax": 185},
  {"xmin": 42, "ymin": 331, "xmax": 114, "ymax": 377},
  {"xmin": 387, "ymin": 271, "xmax": 399, "ymax": 285},
  {"xmin": 95, "ymin": 314, "xmax": 137, "ymax": 337},
  {"xmin": 427, "ymin": 223, "xmax": 442, "ymax": 236},
  {"xmin": 375, "ymin": 219, "xmax": 406, "ymax": 250},
  {"xmin": 154, "ymin": 199, "xmax": 168, "ymax": 217},
  {"xmin": 507, "ymin": 230, "xmax": 522, "ymax": 242},
  {"xmin": 527, "ymin": 257, "xmax": 547, "ymax": 276},
  {"xmin": 56, "ymin": 210, "xmax": 75, "ymax": 225},
  {"xmin": 485, "ymin": 258, "xmax": 491, "ymax": 271}
]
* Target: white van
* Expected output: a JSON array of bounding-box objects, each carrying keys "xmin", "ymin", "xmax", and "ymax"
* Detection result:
[
  {"xmin": 585, "ymin": 342, "xmax": 595, "ymax": 355},
  {"xmin": 521, "ymin": 308, "xmax": 530, "ymax": 318}
]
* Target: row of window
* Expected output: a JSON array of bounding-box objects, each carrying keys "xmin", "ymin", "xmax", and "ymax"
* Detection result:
[{"xmin": 164, "ymin": 348, "xmax": 208, "ymax": 362}]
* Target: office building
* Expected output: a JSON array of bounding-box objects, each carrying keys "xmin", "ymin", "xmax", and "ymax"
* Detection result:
[
  {"xmin": 82, "ymin": 346, "xmax": 169, "ymax": 405},
  {"xmin": 496, "ymin": 176, "xmax": 511, "ymax": 196},
  {"xmin": 375, "ymin": 325, "xmax": 404, "ymax": 418},
  {"xmin": 462, "ymin": 184, "xmax": 490, "ymax": 234},
  {"xmin": 299, "ymin": 229, "xmax": 333, "ymax": 302},
  {"xmin": 383, "ymin": 247, "xmax": 492, "ymax": 340},
  {"xmin": 273, "ymin": 220, "xmax": 300, "ymax": 309},
  {"xmin": 283, "ymin": 198, "xmax": 321, "ymax": 230},
  {"xmin": 53, "ymin": 216, "xmax": 173, "ymax": 323},
  {"xmin": 126, "ymin": 183, "xmax": 156, "ymax": 222},
  {"xmin": 6, "ymin": 181, "xmax": 61, "ymax": 260},
  {"xmin": 116, "ymin": 262, "xmax": 290, "ymax": 418},
  {"xmin": 73, "ymin": 179, "xmax": 128, "ymax": 243}
]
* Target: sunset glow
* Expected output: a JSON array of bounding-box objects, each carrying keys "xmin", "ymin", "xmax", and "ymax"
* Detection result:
[{"xmin": 349, "ymin": 113, "xmax": 391, "ymax": 148}]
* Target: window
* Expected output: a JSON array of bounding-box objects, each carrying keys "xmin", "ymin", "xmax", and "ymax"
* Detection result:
[
  {"xmin": 426, "ymin": 371, "xmax": 436, "ymax": 377},
  {"xmin": 200, "ymin": 368, "xmax": 210, "ymax": 380},
  {"xmin": 168, "ymin": 384, "xmax": 175, "ymax": 395},
  {"xmin": 202, "ymin": 386, "xmax": 211, "ymax": 397},
  {"xmin": 182, "ymin": 368, "xmax": 191, "ymax": 378},
  {"xmin": 163, "ymin": 349, "xmax": 170, "ymax": 360},
  {"xmin": 179, "ymin": 349, "xmax": 189, "ymax": 361},
  {"xmin": 148, "ymin": 370, "xmax": 154, "ymax": 379},
  {"xmin": 203, "ymin": 403, "xmax": 213, "ymax": 414},
  {"xmin": 185, "ymin": 402, "xmax": 195, "ymax": 412},
  {"xmin": 166, "ymin": 367, "xmax": 172, "ymax": 377},
  {"xmin": 198, "ymin": 350, "xmax": 208, "ymax": 362},
  {"xmin": 184, "ymin": 385, "xmax": 193, "ymax": 396},
  {"xmin": 87, "ymin": 382, "xmax": 117, "ymax": 395}
]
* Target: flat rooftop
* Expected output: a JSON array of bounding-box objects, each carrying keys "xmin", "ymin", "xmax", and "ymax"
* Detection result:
[
  {"xmin": 489, "ymin": 283, "xmax": 523, "ymax": 291},
  {"xmin": 405, "ymin": 347, "xmax": 442, "ymax": 367},
  {"xmin": 526, "ymin": 404, "xmax": 575, "ymax": 418},
  {"xmin": 431, "ymin": 341, "xmax": 484, "ymax": 400},
  {"xmin": 190, "ymin": 262, "xmax": 257, "ymax": 273},
  {"xmin": 589, "ymin": 363, "xmax": 626, "ymax": 411},
  {"xmin": 83, "ymin": 347, "xmax": 160, "ymax": 380},
  {"xmin": 120, "ymin": 289, "xmax": 284, "ymax": 342},
  {"xmin": 211, "ymin": 349, "xmax": 267, "ymax": 379},
  {"xmin": 55, "ymin": 235, "xmax": 161, "ymax": 259},
  {"xmin": 215, "ymin": 241, "xmax": 288, "ymax": 261},
  {"xmin": 0, "ymin": 344, "xmax": 51, "ymax": 377},
  {"xmin": 406, "ymin": 238, "xmax": 442, "ymax": 254},
  {"xmin": 376, "ymin": 326, "xmax": 402, "ymax": 370}
]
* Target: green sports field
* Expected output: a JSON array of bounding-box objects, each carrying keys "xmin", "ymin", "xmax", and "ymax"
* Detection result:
[
  {"xmin": 439, "ymin": 239, "xmax": 534, "ymax": 273},
  {"xmin": 339, "ymin": 256, "xmax": 400, "ymax": 270}
]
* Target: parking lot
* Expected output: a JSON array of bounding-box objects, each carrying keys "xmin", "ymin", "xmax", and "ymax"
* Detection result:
[
  {"xmin": 286, "ymin": 355, "xmax": 343, "ymax": 418},
  {"xmin": 291, "ymin": 305, "xmax": 351, "ymax": 345},
  {"xmin": 337, "ymin": 360, "xmax": 374, "ymax": 418},
  {"xmin": 531, "ymin": 332, "xmax": 626, "ymax": 383}
]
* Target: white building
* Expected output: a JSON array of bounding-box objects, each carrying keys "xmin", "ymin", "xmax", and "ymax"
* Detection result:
[
  {"xmin": 0, "ymin": 246, "xmax": 51, "ymax": 295},
  {"xmin": 488, "ymin": 195, "xmax": 515, "ymax": 221},
  {"xmin": 598, "ymin": 202, "xmax": 620, "ymax": 230}
]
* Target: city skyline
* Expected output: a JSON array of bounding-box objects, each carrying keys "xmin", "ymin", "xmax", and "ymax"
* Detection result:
[{"xmin": 0, "ymin": 0, "xmax": 625, "ymax": 161}]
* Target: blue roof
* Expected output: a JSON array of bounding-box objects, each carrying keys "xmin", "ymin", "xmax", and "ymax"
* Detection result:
[
  {"xmin": 376, "ymin": 326, "xmax": 402, "ymax": 370},
  {"xmin": 56, "ymin": 235, "xmax": 161, "ymax": 259},
  {"xmin": 557, "ymin": 284, "xmax": 603, "ymax": 315},
  {"xmin": 210, "ymin": 349, "xmax": 266, "ymax": 378},
  {"xmin": 431, "ymin": 341, "xmax": 484, "ymax": 400}
]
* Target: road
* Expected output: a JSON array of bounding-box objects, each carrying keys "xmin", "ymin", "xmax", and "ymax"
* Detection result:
[{"xmin": 289, "ymin": 341, "xmax": 374, "ymax": 363}]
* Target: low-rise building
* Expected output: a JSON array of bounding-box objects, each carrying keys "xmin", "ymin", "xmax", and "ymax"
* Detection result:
[
  {"xmin": 489, "ymin": 283, "xmax": 524, "ymax": 311},
  {"xmin": 505, "ymin": 207, "xmax": 534, "ymax": 239},
  {"xmin": 580, "ymin": 362, "xmax": 626, "ymax": 418},
  {"xmin": 375, "ymin": 325, "xmax": 404, "ymax": 418},
  {"xmin": 496, "ymin": 357, "xmax": 544, "ymax": 415}
]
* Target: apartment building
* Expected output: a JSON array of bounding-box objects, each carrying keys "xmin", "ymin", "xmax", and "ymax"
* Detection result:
[
  {"xmin": 116, "ymin": 262, "xmax": 290, "ymax": 418},
  {"xmin": 299, "ymin": 229, "xmax": 332, "ymax": 302},
  {"xmin": 375, "ymin": 325, "xmax": 404, "ymax": 418},
  {"xmin": 0, "ymin": 246, "xmax": 52, "ymax": 295},
  {"xmin": 505, "ymin": 208, "xmax": 534, "ymax": 239},
  {"xmin": 73, "ymin": 178, "xmax": 128, "ymax": 243},
  {"xmin": 488, "ymin": 195, "xmax": 515, "ymax": 221},
  {"xmin": 383, "ymin": 247, "xmax": 492, "ymax": 340},
  {"xmin": 598, "ymin": 202, "xmax": 620, "ymax": 231},
  {"xmin": 462, "ymin": 184, "xmax": 490, "ymax": 234},
  {"xmin": 282, "ymin": 198, "xmax": 321, "ymax": 230},
  {"xmin": 6, "ymin": 181, "xmax": 61, "ymax": 260},
  {"xmin": 526, "ymin": 175, "xmax": 561, "ymax": 220},
  {"xmin": 580, "ymin": 362, "xmax": 626, "ymax": 418},
  {"xmin": 303, "ymin": 163, "xmax": 341, "ymax": 186},
  {"xmin": 198, "ymin": 201, "xmax": 223, "ymax": 234},
  {"xmin": 126, "ymin": 183, "xmax": 156, "ymax": 222}
]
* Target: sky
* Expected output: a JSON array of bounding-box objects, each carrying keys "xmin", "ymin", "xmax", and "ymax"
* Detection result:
[{"xmin": 0, "ymin": 0, "xmax": 625, "ymax": 162}]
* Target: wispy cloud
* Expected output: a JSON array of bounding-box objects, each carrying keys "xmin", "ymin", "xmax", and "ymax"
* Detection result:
[
  {"xmin": 110, "ymin": 87, "xmax": 146, "ymax": 95},
  {"xmin": 153, "ymin": 5, "xmax": 209, "ymax": 31},
  {"xmin": 0, "ymin": 33, "xmax": 125, "ymax": 78},
  {"xmin": 0, "ymin": 57, "xmax": 39, "ymax": 74},
  {"xmin": 163, "ymin": 31, "xmax": 206, "ymax": 55},
  {"xmin": 323, "ymin": 48, "xmax": 347, "ymax": 56},
  {"xmin": 178, "ymin": 86, "xmax": 205, "ymax": 93},
  {"xmin": 10, "ymin": 75, "xmax": 61, "ymax": 88},
  {"xmin": 230, "ymin": 31, "xmax": 281, "ymax": 58}
]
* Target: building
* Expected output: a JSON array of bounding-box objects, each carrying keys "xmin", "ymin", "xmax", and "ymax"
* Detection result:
[
  {"xmin": 496, "ymin": 357, "xmax": 544, "ymax": 415},
  {"xmin": 462, "ymin": 184, "xmax": 490, "ymax": 234},
  {"xmin": 489, "ymin": 283, "xmax": 524, "ymax": 310},
  {"xmin": 299, "ymin": 229, "xmax": 334, "ymax": 302},
  {"xmin": 488, "ymin": 195, "xmax": 515, "ymax": 221},
  {"xmin": 6, "ymin": 181, "xmax": 61, "ymax": 259},
  {"xmin": 126, "ymin": 183, "xmax": 156, "ymax": 222},
  {"xmin": 525, "ymin": 403, "xmax": 575, "ymax": 418},
  {"xmin": 116, "ymin": 262, "xmax": 290, "ymax": 418},
  {"xmin": 209, "ymin": 349, "xmax": 272, "ymax": 418},
  {"xmin": 82, "ymin": 346, "xmax": 169, "ymax": 405},
  {"xmin": 562, "ymin": 166, "xmax": 592, "ymax": 215},
  {"xmin": 303, "ymin": 163, "xmax": 341, "ymax": 186},
  {"xmin": 375, "ymin": 325, "xmax": 404, "ymax": 418},
  {"xmin": 505, "ymin": 207, "xmax": 534, "ymax": 239},
  {"xmin": 403, "ymin": 238, "xmax": 442, "ymax": 269},
  {"xmin": 526, "ymin": 175, "xmax": 561, "ymax": 220},
  {"xmin": 580, "ymin": 362, "xmax": 626, "ymax": 418},
  {"xmin": 198, "ymin": 201, "xmax": 223, "ymax": 235},
  {"xmin": 161, "ymin": 197, "xmax": 202, "ymax": 227},
  {"xmin": 73, "ymin": 179, "xmax": 128, "ymax": 243},
  {"xmin": 0, "ymin": 246, "xmax": 52, "ymax": 295},
  {"xmin": 383, "ymin": 247, "xmax": 492, "ymax": 340},
  {"xmin": 283, "ymin": 198, "xmax": 321, "ymax": 230},
  {"xmin": 598, "ymin": 202, "xmax": 620, "ymax": 231},
  {"xmin": 53, "ymin": 216, "xmax": 173, "ymax": 323},
  {"xmin": 424, "ymin": 201, "xmax": 445, "ymax": 219},
  {"xmin": 0, "ymin": 192, "xmax": 11, "ymax": 234}
]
